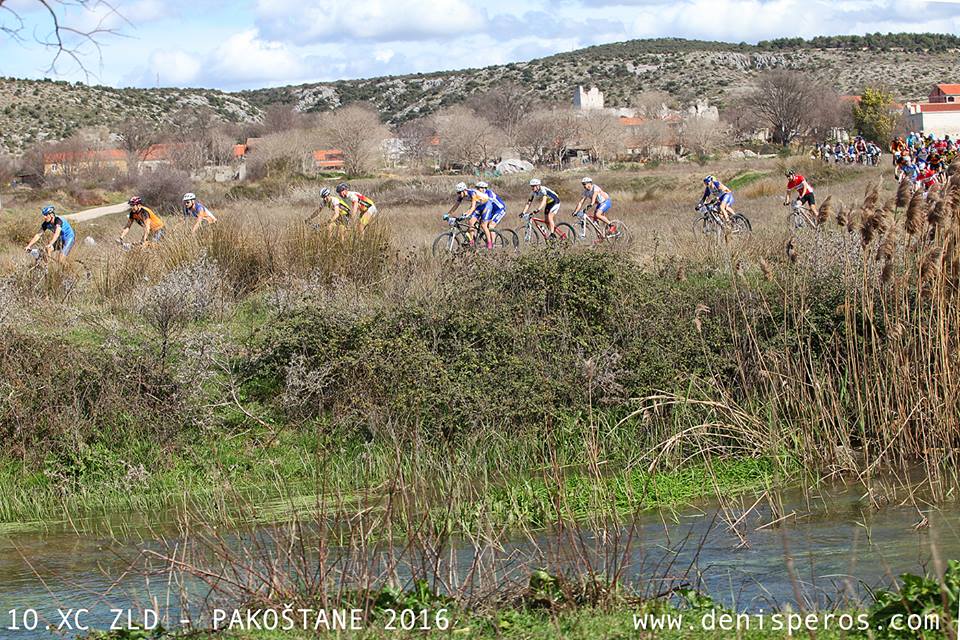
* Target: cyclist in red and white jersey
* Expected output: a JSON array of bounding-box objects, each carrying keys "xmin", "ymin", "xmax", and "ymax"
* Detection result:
[{"xmin": 784, "ymin": 169, "xmax": 817, "ymax": 218}]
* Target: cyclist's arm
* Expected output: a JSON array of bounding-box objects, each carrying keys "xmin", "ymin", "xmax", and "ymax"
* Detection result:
[
  {"xmin": 140, "ymin": 222, "xmax": 151, "ymax": 244},
  {"xmin": 699, "ymin": 186, "xmax": 710, "ymax": 204},
  {"xmin": 573, "ymin": 196, "xmax": 586, "ymax": 213},
  {"xmin": 446, "ymin": 199, "xmax": 462, "ymax": 217},
  {"xmin": 46, "ymin": 225, "xmax": 62, "ymax": 249},
  {"xmin": 305, "ymin": 204, "xmax": 323, "ymax": 222},
  {"xmin": 119, "ymin": 218, "xmax": 134, "ymax": 241},
  {"xmin": 25, "ymin": 231, "xmax": 43, "ymax": 250}
]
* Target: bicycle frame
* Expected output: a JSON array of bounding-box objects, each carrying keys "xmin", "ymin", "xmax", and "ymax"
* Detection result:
[
  {"xmin": 573, "ymin": 207, "xmax": 607, "ymax": 240},
  {"xmin": 520, "ymin": 212, "xmax": 569, "ymax": 242}
]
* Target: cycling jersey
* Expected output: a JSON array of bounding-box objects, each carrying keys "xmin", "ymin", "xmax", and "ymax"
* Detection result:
[
  {"xmin": 582, "ymin": 184, "xmax": 609, "ymax": 204},
  {"xmin": 919, "ymin": 168, "xmax": 938, "ymax": 189},
  {"xmin": 702, "ymin": 179, "xmax": 731, "ymax": 202},
  {"xmin": 902, "ymin": 164, "xmax": 920, "ymax": 182},
  {"xmin": 343, "ymin": 191, "xmax": 375, "ymax": 213},
  {"xmin": 529, "ymin": 187, "xmax": 560, "ymax": 209},
  {"xmin": 184, "ymin": 201, "xmax": 213, "ymax": 218},
  {"xmin": 483, "ymin": 189, "xmax": 506, "ymax": 223},
  {"xmin": 325, "ymin": 196, "xmax": 352, "ymax": 217},
  {"xmin": 786, "ymin": 175, "xmax": 814, "ymax": 198},
  {"xmin": 130, "ymin": 206, "xmax": 164, "ymax": 232},
  {"xmin": 41, "ymin": 216, "xmax": 75, "ymax": 255}
]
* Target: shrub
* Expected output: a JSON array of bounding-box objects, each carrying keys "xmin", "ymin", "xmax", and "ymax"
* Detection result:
[{"xmin": 134, "ymin": 166, "xmax": 192, "ymax": 215}]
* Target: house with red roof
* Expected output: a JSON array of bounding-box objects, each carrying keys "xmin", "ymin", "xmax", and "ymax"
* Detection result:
[
  {"xmin": 42, "ymin": 148, "xmax": 128, "ymax": 176},
  {"xmin": 309, "ymin": 149, "xmax": 345, "ymax": 173},
  {"xmin": 905, "ymin": 83, "xmax": 960, "ymax": 138}
]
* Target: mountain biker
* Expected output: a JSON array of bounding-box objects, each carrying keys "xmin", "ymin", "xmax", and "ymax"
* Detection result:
[
  {"xmin": 699, "ymin": 175, "xmax": 735, "ymax": 223},
  {"xmin": 521, "ymin": 178, "xmax": 561, "ymax": 236},
  {"xmin": 853, "ymin": 136, "xmax": 868, "ymax": 163},
  {"xmin": 119, "ymin": 196, "xmax": 165, "ymax": 246},
  {"xmin": 784, "ymin": 169, "xmax": 817, "ymax": 219},
  {"xmin": 306, "ymin": 186, "xmax": 352, "ymax": 230},
  {"xmin": 918, "ymin": 163, "xmax": 939, "ymax": 194},
  {"xmin": 475, "ymin": 180, "xmax": 507, "ymax": 246},
  {"xmin": 25, "ymin": 205, "xmax": 75, "ymax": 264},
  {"xmin": 335, "ymin": 182, "xmax": 377, "ymax": 233},
  {"xmin": 449, "ymin": 181, "xmax": 491, "ymax": 247},
  {"xmin": 574, "ymin": 177, "xmax": 615, "ymax": 233},
  {"xmin": 182, "ymin": 192, "xmax": 217, "ymax": 233}
]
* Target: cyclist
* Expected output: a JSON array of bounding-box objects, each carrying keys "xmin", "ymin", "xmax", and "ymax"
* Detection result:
[
  {"xmin": 475, "ymin": 180, "xmax": 507, "ymax": 247},
  {"xmin": 853, "ymin": 136, "xmax": 868, "ymax": 163},
  {"xmin": 118, "ymin": 196, "xmax": 165, "ymax": 246},
  {"xmin": 182, "ymin": 192, "xmax": 217, "ymax": 233},
  {"xmin": 335, "ymin": 182, "xmax": 377, "ymax": 232},
  {"xmin": 784, "ymin": 169, "xmax": 817, "ymax": 220},
  {"xmin": 573, "ymin": 177, "xmax": 615, "ymax": 233},
  {"xmin": 521, "ymin": 178, "xmax": 561, "ymax": 236},
  {"xmin": 918, "ymin": 162, "xmax": 939, "ymax": 194},
  {"xmin": 25, "ymin": 205, "xmax": 75, "ymax": 264},
  {"xmin": 448, "ymin": 181, "xmax": 491, "ymax": 247},
  {"xmin": 699, "ymin": 175, "xmax": 736, "ymax": 224},
  {"xmin": 305, "ymin": 186, "xmax": 352, "ymax": 230}
]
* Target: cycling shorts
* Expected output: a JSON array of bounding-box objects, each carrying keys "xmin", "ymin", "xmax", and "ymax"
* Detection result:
[
  {"xmin": 488, "ymin": 206, "xmax": 506, "ymax": 224},
  {"xmin": 544, "ymin": 202, "xmax": 561, "ymax": 216},
  {"xmin": 474, "ymin": 202, "xmax": 492, "ymax": 220},
  {"xmin": 718, "ymin": 192, "xmax": 735, "ymax": 207},
  {"xmin": 596, "ymin": 199, "xmax": 612, "ymax": 215},
  {"xmin": 57, "ymin": 233, "xmax": 76, "ymax": 256},
  {"xmin": 800, "ymin": 192, "xmax": 815, "ymax": 206}
]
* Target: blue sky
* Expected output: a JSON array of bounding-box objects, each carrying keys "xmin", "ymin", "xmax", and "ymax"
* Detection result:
[{"xmin": 2, "ymin": 0, "xmax": 960, "ymax": 90}]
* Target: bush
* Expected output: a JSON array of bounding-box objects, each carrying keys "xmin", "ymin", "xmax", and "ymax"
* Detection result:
[{"xmin": 134, "ymin": 166, "xmax": 192, "ymax": 215}]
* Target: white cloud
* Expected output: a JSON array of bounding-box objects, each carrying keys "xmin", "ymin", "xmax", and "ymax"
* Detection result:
[
  {"xmin": 255, "ymin": 0, "xmax": 480, "ymax": 44},
  {"xmin": 144, "ymin": 49, "xmax": 204, "ymax": 85}
]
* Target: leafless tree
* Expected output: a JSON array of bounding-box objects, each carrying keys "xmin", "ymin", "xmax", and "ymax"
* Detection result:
[
  {"xmin": 681, "ymin": 116, "xmax": 728, "ymax": 157},
  {"xmin": 262, "ymin": 104, "xmax": 312, "ymax": 135},
  {"xmin": 117, "ymin": 117, "xmax": 158, "ymax": 178},
  {"xmin": 720, "ymin": 97, "xmax": 758, "ymax": 143},
  {"xmin": 466, "ymin": 83, "xmax": 539, "ymax": 149},
  {"xmin": 397, "ymin": 117, "xmax": 438, "ymax": 171},
  {"xmin": 626, "ymin": 119, "xmax": 671, "ymax": 159},
  {"xmin": 317, "ymin": 104, "xmax": 390, "ymax": 176},
  {"xmin": 631, "ymin": 90, "xmax": 676, "ymax": 120},
  {"xmin": 0, "ymin": 0, "xmax": 126, "ymax": 77},
  {"xmin": 748, "ymin": 70, "xmax": 818, "ymax": 146},
  {"xmin": 578, "ymin": 109, "xmax": 626, "ymax": 167},
  {"xmin": 431, "ymin": 106, "xmax": 505, "ymax": 169},
  {"xmin": 518, "ymin": 107, "xmax": 581, "ymax": 169},
  {"xmin": 807, "ymin": 87, "xmax": 852, "ymax": 143},
  {"xmin": 245, "ymin": 129, "xmax": 316, "ymax": 179}
]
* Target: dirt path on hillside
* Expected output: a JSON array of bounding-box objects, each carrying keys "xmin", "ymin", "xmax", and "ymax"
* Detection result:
[{"xmin": 64, "ymin": 202, "xmax": 128, "ymax": 222}]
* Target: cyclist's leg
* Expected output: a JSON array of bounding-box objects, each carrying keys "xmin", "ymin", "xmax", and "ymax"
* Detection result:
[
  {"xmin": 595, "ymin": 199, "xmax": 613, "ymax": 227},
  {"xmin": 802, "ymin": 192, "xmax": 817, "ymax": 220},
  {"xmin": 56, "ymin": 234, "xmax": 74, "ymax": 263},
  {"xmin": 545, "ymin": 203, "xmax": 558, "ymax": 235},
  {"xmin": 719, "ymin": 193, "xmax": 734, "ymax": 222},
  {"xmin": 358, "ymin": 205, "xmax": 378, "ymax": 233}
]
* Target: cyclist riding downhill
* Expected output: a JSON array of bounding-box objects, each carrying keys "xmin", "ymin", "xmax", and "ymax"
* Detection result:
[
  {"xmin": 475, "ymin": 180, "xmax": 507, "ymax": 246},
  {"xmin": 118, "ymin": 196, "xmax": 165, "ymax": 247},
  {"xmin": 521, "ymin": 178, "xmax": 561, "ymax": 237},
  {"xmin": 306, "ymin": 187, "xmax": 352, "ymax": 232},
  {"xmin": 448, "ymin": 181, "xmax": 492, "ymax": 248},
  {"xmin": 573, "ymin": 177, "xmax": 616, "ymax": 234},
  {"xmin": 25, "ymin": 205, "xmax": 75, "ymax": 264},
  {"xmin": 335, "ymin": 183, "xmax": 377, "ymax": 233},
  {"xmin": 699, "ymin": 175, "xmax": 736, "ymax": 224},
  {"xmin": 182, "ymin": 192, "xmax": 218, "ymax": 233},
  {"xmin": 784, "ymin": 169, "xmax": 817, "ymax": 221}
]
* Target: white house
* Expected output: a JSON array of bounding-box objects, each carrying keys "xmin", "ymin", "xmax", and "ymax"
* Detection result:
[{"xmin": 904, "ymin": 83, "xmax": 960, "ymax": 138}]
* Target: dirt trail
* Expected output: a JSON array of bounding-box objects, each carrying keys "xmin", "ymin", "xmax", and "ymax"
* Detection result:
[{"xmin": 64, "ymin": 202, "xmax": 128, "ymax": 222}]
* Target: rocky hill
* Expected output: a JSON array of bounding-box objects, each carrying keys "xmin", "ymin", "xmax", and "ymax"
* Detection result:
[{"xmin": 2, "ymin": 33, "xmax": 959, "ymax": 153}]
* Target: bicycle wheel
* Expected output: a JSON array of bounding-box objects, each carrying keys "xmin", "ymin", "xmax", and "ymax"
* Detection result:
[
  {"xmin": 432, "ymin": 231, "xmax": 461, "ymax": 256},
  {"xmin": 497, "ymin": 227, "xmax": 520, "ymax": 250},
  {"xmin": 514, "ymin": 225, "xmax": 540, "ymax": 246},
  {"xmin": 731, "ymin": 214, "xmax": 752, "ymax": 235},
  {"xmin": 693, "ymin": 215, "xmax": 720, "ymax": 237},
  {"xmin": 792, "ymin": 212, "xmax": 805, "ymax": 229},
  {"xmin": 604, "ymin": 219, "xmax": 629, "ymax": 242},
  {"xmin": 549, "ymin": 222, "xmax": 578, "ymax": 246},
  {"xmin": 475, "ymin": 229, "xmax": 509, "ymax": 252}
]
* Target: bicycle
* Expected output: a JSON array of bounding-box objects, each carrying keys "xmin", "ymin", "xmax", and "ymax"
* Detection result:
[
  {"xmin": 572, "ymin": 205, "xmax": 628, "ymax": 243},
  {"xmin": 693, "ymin": 201, "xmax": 751, "ymax": 237},
  {"xmin": 513, "ymin": 210, "xmax": 577, "ymax": 246},
  {"xmin": 785, "ymin": 200, "xmax": 819, "ymax": 230},
  {"xmin": 432, "ymin": 213, "xmax": 508, "ymax": 256}
]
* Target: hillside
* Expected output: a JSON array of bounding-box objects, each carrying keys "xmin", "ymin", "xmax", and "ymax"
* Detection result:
[
  {"xmin": 0, "ymin": 78, "xmax": 261, "ymax": 153},
  {"xmin": 2, "ymin": 33, "xmax": 960, "ymax": 153}
]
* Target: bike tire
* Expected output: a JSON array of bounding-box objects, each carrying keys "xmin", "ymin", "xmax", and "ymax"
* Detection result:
[
  {"xmin": 514, "ymin": 225, "xmax": 540, "ymax": 246},
  {"xmin": 498, "ymin": 227, "xmax": 520, "ymax": 250},
  {"xmin": 693, "ymin": 215, "xmax": 720, "ymax": 238},
  {"xmin": 731, "ymin": 214, "xmax": 752, "ymax": 234},
  {"xmin": 549, "ymin": 222, "xmax": 578, "ymax": 246},
  {"xmin": 432, "ymin": 231, "xmax": 460, "ymax": 256},
  {"xmin": 605, "ymin": 219, "xmax": 629, "ymax": 242}
]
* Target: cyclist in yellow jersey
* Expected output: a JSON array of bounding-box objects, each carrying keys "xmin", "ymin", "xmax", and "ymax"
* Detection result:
[
  {"xmin": 306, "ymin": 187, "xmax": 352, "ymax": 231},
  {"xmin": 449, "ymin": 181, "xmax": 492, "ymax": 247},
  {"xmin": 336, "ymin": 182, "xmax": 377, "ymax": 232},
  {"xmin": 118, "ymin": 196, "xmax": 165, "ymax": 246}
]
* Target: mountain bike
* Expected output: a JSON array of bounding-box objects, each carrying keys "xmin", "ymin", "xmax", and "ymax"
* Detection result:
[
  {"xmin": 432, "ymin": 213, "xmax": 508, "ymax": 256},
  {"xmin": 785, "ymin": 200, "xmax": 819, "ymax": 230},
  {"xmin": 572, "ymin": 205, "xmax": 628, "ymax": 243},
  {"xmin": 693, "ymin": 201, "xmax": 751, "ymax": 237},
  {"xmin": 513, "ymin": 211, "xmax": 577, "ymax": 246}
]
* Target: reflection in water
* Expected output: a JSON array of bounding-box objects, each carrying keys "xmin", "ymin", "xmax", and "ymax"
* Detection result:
[{"xmin": 1, "ymin": 483, "xmax": 958, "ymax": 638}]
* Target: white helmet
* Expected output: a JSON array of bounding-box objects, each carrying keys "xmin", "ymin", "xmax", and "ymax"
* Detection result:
[
  {"xmin": 529, "ymin": 178, "xmax": 542, "ymax": 186},
  {"xmin": 581, "ymin": 176, "xmax": 593, "ymax": 184},
  {"xmin": 454, "ymin": 182, "xmax": 468, "ymax": 193},
  {"xmin": 183, "ymin": 192, "xmax": 196, "ymax": 201},
  {"xmin": 475, "ymin": 180, "xmax": 489, "ymax": 189}
]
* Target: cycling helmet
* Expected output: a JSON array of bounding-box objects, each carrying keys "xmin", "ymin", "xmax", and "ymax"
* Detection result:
[
  {"xmin": 320, "ymin": 187, "xmax": 331, "ymax": 198},
  {"xmin": 581, "ymin": 176, "xmax": 593, "ymax": 184},
  {"xmin": 785, "ymin": 169, "xmax": 796, "ymax": 177},
  {"xmin": 41, "ymin": 205, "xmax": 55, "ymax": 216},
  {"xmin": 335, "ymin": 182, "xmax": 349, "ymax": 193},
  {"xmin": 529, "ymin": 178, "xmax": 542, "ymax": 187},
  {"xmin": 475, "ymin": 180, "xmax": 489, "ymax": 189},
  {"xmin": 182, "ymin": 192, "xmax": 196, "ymax": 202},
  {"xmin": 128, "ymin": 196, "xmax": 143, "ymax": 206},
  {"xmin": 703, "ymin": 175, "xmax": 715, "ymax": 184},
  {"xmin": 454, "ymin": 181, "xmax": 468, "ymax": 193}
]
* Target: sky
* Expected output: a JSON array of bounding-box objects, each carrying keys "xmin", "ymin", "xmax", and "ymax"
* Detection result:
[{"xmin": 1, "ymin": 0, "xmax": 960, "ymax": 91}]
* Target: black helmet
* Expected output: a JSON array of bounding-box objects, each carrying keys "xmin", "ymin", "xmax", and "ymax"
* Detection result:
[{"xmin": 336, "ymin": 182, "xmax": 349, "ymax": 193}]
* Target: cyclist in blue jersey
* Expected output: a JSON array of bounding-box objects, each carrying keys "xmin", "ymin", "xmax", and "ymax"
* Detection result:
[
  {"xmin": 573, "ymin": 177, "xmax": 615, "ymax": 232},
  {"xmin": 521, "ymin": 178, "xmax": 561, "ymax": 236},
  {"xmin": 699, "ymin": 175, "xmax": 736, "ymax": 223},
  {"xmin": 475, "ymin": 180, "xmax": 507, "ymax": 247},
  {"xmin": 25, "ymin": 205, "xmax": 75, "ymax": 263},
  {"xmin": 447, "ymin": 181, "xmax": 492, "ymax": 247},
  {"xmin": 182, "ymin": 192, "xmax": 218, "ymax": 234}
]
